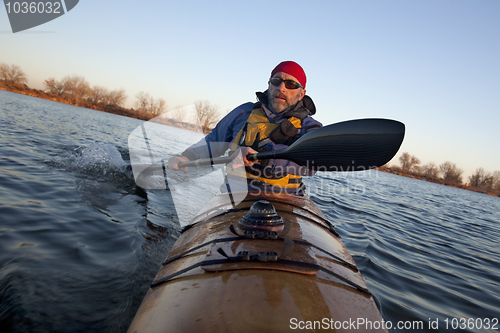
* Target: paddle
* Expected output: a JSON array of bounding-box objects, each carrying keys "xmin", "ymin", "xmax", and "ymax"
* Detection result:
[{"xmin": 178, "ymin": 118, "xmax": 405, "ymax": 171}]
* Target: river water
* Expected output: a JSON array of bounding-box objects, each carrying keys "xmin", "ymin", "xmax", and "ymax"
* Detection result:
[{"xmin": 0, "ymin": 90, "xmax": 499, "ymax": 332}]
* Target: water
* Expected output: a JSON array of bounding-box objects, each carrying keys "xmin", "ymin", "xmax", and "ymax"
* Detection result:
[
  {"xmin": 307, "ymin": 173, "xmax": 500, "ymax": 331},
  {"xmin": 1, "ymin": 90, "xmax": 499, "ymax": 332}
]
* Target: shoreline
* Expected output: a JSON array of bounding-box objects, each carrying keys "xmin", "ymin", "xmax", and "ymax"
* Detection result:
[
  {"xmin": 1, "ymin": 83, "xmax": 142, "ymax": 119},
  {"xmin": 376, "ymin": 165, "xmax": 499, "ymax": 197},
  {"xmin": 0, "ymin": 83, "xmax": 205, "ymax": 133}
]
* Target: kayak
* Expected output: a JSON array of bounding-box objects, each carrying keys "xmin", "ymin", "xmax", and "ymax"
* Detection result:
[{"xmin": 128, "ymin": 191, "xmax": 388, "ymax": 332}]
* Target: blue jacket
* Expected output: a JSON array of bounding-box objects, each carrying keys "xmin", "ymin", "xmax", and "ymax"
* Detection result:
[{"xmin": 182, "ymin": 92, "xmax": 322, "ymax": 177}]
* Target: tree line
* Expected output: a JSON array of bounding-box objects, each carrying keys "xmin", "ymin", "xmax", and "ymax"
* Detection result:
[
  {"xmin": 380, "ymin": 152, "xmax": 500, "ymax": 196},
  {"xmin": 43, "ymin": 75, "xmax": 127, "ymax": 110},
  {"xmin": 0, "ymin": 62, "xmax": 220, "ymax": 133}
]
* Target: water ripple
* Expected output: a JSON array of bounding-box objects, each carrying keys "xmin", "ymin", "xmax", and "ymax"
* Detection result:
[
  {"xmin": 308, "ymin": 172, "xmax": 500, "ymax": 332},
  {"xmin": 1, "ymin": 91, "xmax": 499, "ymax": 332}
]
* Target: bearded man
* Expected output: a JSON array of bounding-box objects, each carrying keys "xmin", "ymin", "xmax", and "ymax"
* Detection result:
[{"xmin": 168, "ymin": 61, "xmax": 322, "ymax": 196}]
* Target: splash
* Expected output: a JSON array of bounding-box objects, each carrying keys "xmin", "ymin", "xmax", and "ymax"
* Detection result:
[{"xmin": 54, "ymin": 143, "xmax": 128, "ymax": 181}]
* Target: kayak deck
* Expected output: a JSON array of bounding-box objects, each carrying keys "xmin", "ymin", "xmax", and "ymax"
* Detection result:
[{"xmin": 128, "ymin": 191, "xmax": 387, "ymax": 332}]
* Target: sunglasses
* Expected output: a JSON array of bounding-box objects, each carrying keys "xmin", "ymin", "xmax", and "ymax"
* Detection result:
[{"xmin": 269, "ymin": 77, "xmax": 303, "ymax": 90}]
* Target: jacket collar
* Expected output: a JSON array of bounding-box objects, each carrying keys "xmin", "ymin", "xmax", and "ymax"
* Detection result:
[{"xmin": 255, "ymin": 91, "xmax": 316, "ymax": 118}]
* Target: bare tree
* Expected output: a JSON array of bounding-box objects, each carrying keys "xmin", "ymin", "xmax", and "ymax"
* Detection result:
[
  {"xmin": 0, "ymin": 63, "xmax": 28, "ymax": 86},
  {"xmin": 195, "ymin": 100, "xmax": 220, "ymax": 134},
  {"xmin": 399, "ymin": 152, "xmax": 412, "ymax": 173},
  {"xmin": 87, "ymin": 85, "xmax": 109, "ymax": 105},
  {"xmin": 399, "ymin": 152, "xmax": 420, "ymax": 175},
  {"xmin": 60, "ymin": 75, "xmax": 90, "ymax": 105},
  {"xmin": 149, "ymin": 96, "xmax": 167, "ymax": 117},
  {"xmin": 135, "ymin": 91, "xmax": 150, "ymax": 113},
  {"xmin": 421, "ymin": 162, "xmax": 439, "ymax": 180},
  {"xmin": 410, "ymin": 156, "xmax": 421, "ymax": 175},
  {"xmin": 134, "ymin": 91, "xmax": 166, "ymax": 117},
  {"xmin": 0, "ymin": 63, "xmax": 8, "ymax": 81},
  {"xmin": 492, "ymin": 171, "xmax": 500, "ymax": 194},
  {"xmin": 412, "ymin": 163, "xmax": 421, "ymax": 177},
  {"xmin": 43, "ymin": 75, "xmax": 90, "ymax": 105},
  {"xmin": 107, "ymin": 88, "xmax": 127, "ymax": 107},
  {"xmin": 44, "ymin": 77, "xmax": 65, "ymax": 96},
  {"xmin": 157, "ymin": 98, "xmax": 167, "ymax": 115},
  {"xmin": 439, "ymin": 161, "xmax": 463, "ymax": 185},
  {"xmin": 469, "ymin": 168, "xmax": 493, "ymax": 191}
]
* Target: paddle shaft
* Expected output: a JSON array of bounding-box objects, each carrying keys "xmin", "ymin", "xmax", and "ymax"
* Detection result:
[
  {"xmin": 176, "ymin": 118, "xmax": 405, "ymax": 171},
  {"xmin": 178, "ymin": 151, "xmax": 271, "ymax": 168}
]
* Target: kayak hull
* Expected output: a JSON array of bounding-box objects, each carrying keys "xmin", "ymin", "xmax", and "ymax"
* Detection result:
[{"xmin": 128, "ymin": 191, "xmax": 387, "ymax": 332}]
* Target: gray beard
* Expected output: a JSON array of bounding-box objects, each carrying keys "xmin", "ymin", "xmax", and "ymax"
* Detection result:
[{"xmin": 267, "ymin": 91, "xmax": 291, "ymax": 113}]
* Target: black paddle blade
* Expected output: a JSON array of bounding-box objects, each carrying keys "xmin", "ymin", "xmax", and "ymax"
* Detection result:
[{"xmin": 266, "ymin": 118, "xmax": 405, "ymax": 171}]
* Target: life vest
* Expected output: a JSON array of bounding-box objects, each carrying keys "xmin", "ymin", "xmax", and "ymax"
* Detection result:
[{"xmin": 228, "ymin": 106, "xmax": 308, "ymax": 189}]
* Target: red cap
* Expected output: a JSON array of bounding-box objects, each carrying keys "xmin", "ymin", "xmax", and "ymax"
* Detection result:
[{"xmin": 271, "ymin": 61, "xmax": 306, "ymax": 88}]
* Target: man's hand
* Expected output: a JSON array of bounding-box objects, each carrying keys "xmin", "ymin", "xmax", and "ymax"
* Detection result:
[
  {"xmin": 229, "ymin": 147, "xmax": 258, "ymax": 169},
  {"xmin": 167, "ymin": 155, "xmax": 190, "ymax": 173}
]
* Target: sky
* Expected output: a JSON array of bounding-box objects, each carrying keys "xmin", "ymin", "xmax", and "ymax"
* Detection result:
[{"xmin": 1, "ymin": 0, "xmax": 499, "ymax": 179}]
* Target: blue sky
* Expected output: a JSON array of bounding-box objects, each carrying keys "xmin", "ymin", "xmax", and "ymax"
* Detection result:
[{"xmin": 1, "ymin": 1, "xmax": 499, "ymax": 179}]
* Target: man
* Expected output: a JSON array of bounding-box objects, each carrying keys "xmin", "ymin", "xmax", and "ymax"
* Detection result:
[{"xmin": 168, "ymin": 61, "xmax": 322, "ymax": 196}]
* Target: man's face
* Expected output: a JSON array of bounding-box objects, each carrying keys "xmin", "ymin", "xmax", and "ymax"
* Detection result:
[{"xmin": 267, "ymin": 72, "xmax": 306, "ymax": 113}]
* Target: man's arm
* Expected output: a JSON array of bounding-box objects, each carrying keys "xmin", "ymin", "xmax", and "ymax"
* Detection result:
[
  {"xmin": 181, "ymin": 102, "xmax": 253, "ymax": 160},
  {"xmin": 260, "ymin": 117, "xmax": 323, "ymax": 176},
  {"xmin": 168, "ymin": 102, "xmax": 253, "ymax": 170}
]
